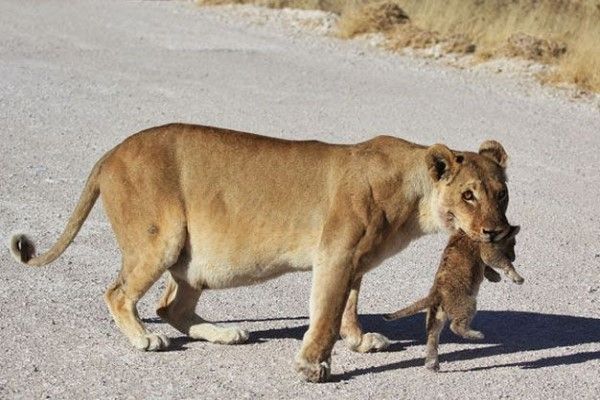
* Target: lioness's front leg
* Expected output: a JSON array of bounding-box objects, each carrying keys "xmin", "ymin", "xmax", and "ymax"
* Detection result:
[
  {"xmin": 340, "ymin": 276, "xmax": 391, "ymax": 352},
  {"xmin": 295, "ymin": 250, "xmax": 353, "ymax": 382}
]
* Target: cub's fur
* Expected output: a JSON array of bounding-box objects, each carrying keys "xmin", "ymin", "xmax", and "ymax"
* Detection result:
[
  {"xmin": 384, "ymin": 225, "xmax": 523, "ymax": 371},
  {"xmin": 9, "ymin": 124, "xmax": 511, "ymax": 382}
]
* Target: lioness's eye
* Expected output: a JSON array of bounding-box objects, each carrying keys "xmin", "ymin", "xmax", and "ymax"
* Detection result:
[
  {"xmin": 498, "ymin": 189, "xmax": 507, "ymax": 200},
  {"xmin": 462, "ymin": 190, "xmax": 474, "ymax": 201}
]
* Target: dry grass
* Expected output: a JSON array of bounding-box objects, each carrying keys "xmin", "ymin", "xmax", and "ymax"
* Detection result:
[
  {"xmin": 503, "ymin": 33, "xmax": 566, "ymax": 62},
  {"xmin": 337, "ymin": 1, "xmax": 409, "ymax": 38},
  {"xmin": 345, "ymin": 0, "xmax": 600, "ymax": 92},
  {"xmin": 384, "ymin": 23, "xmax": 440, "ymax": 50},
  {"xmin": 196, "ymin": 0, "xmax": 349, "ymax": 12},
  {"xmin": 547, "ymin": 36, "xmax": 600, "ymax": 91},
  {"xmin": 198, "ymin": 0, "xmax": 600, "ymax": 92}
]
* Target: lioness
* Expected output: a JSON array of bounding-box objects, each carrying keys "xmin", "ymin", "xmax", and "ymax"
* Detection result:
[
  {"xmin": 384, "ymin": 225, "xmax": 523, "ymax": 371},
  {"xmin": 9, "ymin": 124, "xmax": 510, "ymax": 382}
]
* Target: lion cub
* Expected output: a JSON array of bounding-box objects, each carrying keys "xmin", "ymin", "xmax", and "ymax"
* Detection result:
[{"xmin": 384, "ymin": 225, "xmax": 523, "ymax": 371}]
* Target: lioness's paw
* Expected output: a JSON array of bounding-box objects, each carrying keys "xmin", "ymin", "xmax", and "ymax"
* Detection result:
[
  {"xmin": 213, "ymin": 327, "xmax": 249, "ymax": 344},
  {"xmin": 351, "ymin": 332, "xmax": 391, "ymax": 353},
  {"xmin": 131, "ymin": 333, "xmax": 170, "ymax": 351},
  {"xmin": 295, "ymin": 357, "xmax": 331, "ymax": 383},
  {"xmin": 189, "ymin": 325, "xmax": 250, "ymax": 345}
]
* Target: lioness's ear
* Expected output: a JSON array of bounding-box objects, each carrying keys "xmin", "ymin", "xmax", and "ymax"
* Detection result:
[
  {"xmin": 426, "ymin": 144, "xmax": 458, "ymax": 182},
  {"xmin": 479, "ymin": 140, "xmax": 508, "ymax": 168}
]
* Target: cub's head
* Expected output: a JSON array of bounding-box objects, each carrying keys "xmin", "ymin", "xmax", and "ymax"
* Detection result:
[
  {"xmin": 496, "ymin": 224, "xmax": 520, "ymax": 262},
  {"xmin": 480, "ymin": 224, "xmax": 520, "ymax": 263},
  {"xmin": 426, "ymin": 140, "xmax": 510, "ymax": 242},
  {"xmin": 481, "ymin": 224, "xmax": 523, "ymax": 285}
]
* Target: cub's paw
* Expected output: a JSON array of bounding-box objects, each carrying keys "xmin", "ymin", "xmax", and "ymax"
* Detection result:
[
  {"xmin": 466, "ymin": 330, "xmax": 485, "ymax": 340},
  {"xmin": 351, "ymin": 332, "xmax": 391, "ymax": 353},
  {"xmin": 424, "ymin": 358, "xmax": 440, "ymax": 372},
  {"xmin": 295, "ymin": 357, "xmax": 331, "ymax": 383},
  {"xmin": 131, "ymin": 333, "xmax": 170, "ymax": 351}
]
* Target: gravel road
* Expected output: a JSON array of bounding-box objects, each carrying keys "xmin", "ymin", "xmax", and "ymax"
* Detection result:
[{"xmin": 1, "ymin": 1, "xmax": 599, "ymax": 399}]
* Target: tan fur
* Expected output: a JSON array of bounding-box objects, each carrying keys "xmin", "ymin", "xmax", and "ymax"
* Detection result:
[
  {"xmin": 384, "ymin": 225, "xmax": 523, "ymax": 371},
  {"xmin": 8, "ymin": 124, "xmax": 510, "ymax": 382}
]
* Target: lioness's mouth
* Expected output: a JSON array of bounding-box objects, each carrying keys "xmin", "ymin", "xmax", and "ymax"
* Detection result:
[{"xmin": 445, "ymin": 211, "xmax": 456, "ymax": 229}]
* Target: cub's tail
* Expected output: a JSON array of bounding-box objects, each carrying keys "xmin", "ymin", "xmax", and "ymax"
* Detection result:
[
  {"xmin": 9, "ymin": 151, "xmax": 110, "ymax": 267},
  {"xmin": 383, "ymin": 296, "xmax": 433, "ymax": 321}
]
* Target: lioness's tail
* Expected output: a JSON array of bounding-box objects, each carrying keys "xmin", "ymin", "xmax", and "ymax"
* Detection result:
[
  {"xmin": 9, "ymin": 151, "xmax": 110, "ymax": 267},
  {"xmin": 383, "ymin": 296, "xmax": 433, "ymax": 321}
]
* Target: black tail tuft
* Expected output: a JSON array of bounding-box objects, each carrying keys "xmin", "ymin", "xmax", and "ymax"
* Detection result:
[{"xmin": 9, "ymin": 234, "xmax": 36, "ymax": 264}]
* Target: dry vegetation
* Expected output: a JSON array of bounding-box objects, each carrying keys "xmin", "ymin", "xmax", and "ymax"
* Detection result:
[
  {"xmin": 197, "ymin": 0, "xmax": 348, "ymax": 11},
  {"xmin": 198, "ymin": 0, "xmax": 600, "ymax": 92}
]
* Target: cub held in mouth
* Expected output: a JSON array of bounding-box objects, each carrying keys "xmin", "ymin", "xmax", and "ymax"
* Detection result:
[{"xmin": 385, "ymin": 225, "xmax": 523, "ymax": 371}]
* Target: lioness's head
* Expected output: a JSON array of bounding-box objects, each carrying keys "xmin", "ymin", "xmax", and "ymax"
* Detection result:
[{"xmin": 426, "ymin": 140, "xmax": 510, "ymax": 242}]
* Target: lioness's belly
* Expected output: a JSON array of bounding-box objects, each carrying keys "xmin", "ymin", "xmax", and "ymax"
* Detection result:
[
  {"xmin": 172, "ymin": 247, "xmax": 315, "ymax": 290},
  {"xmin": 168, "ymin": 218, "xmax": 320, "ymax": 290}
]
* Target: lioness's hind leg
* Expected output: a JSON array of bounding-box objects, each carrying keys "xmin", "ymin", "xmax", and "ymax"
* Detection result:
[
  {"xmin": 103, "ymin": 221, "xmax": 186, "ymax": 351},
  {"xmin": 105, "ymin": 267, "xmax": 170, "ymax": 351},
  {"xmin": 105, "ymin": 230, "xmax": 186, "ymax": 351},
  {"xmin": 157, "ymin": 274, "xmax": 249, "ymax": 345},
  {"xmin": 100, "ymin": 169, "xmax": 187, "ymax": 351}
]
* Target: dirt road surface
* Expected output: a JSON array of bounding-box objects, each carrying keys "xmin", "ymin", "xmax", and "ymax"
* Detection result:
[{"xmin": 1, "ymin": 1, "xmax": 598, "ymax": 399}]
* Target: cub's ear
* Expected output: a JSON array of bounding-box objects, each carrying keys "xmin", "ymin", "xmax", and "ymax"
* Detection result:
[
  {"xmin": 479, "ymin": 140, "xmax": 508, "ymax": 168},
  {"xmin": 508, "ymin": 225, "xmax": 520, "ymax": 238},
  {"xmin": 426, "ymin": 143, "xmax": 459, "ymax": 182}
]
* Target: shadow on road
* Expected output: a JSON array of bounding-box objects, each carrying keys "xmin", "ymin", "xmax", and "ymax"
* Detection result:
[
  {"xmin": 143, "ymin": 311, "xmax": 600, "ymax": 378},
  {"xmin": 247, "ymin": 311, "xmax": 600, "ymax": 379}
]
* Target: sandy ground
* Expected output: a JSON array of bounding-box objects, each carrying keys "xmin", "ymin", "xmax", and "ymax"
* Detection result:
[{"xmin": 0, "ymin": 0, "xmax": 599, "ymax": 399}]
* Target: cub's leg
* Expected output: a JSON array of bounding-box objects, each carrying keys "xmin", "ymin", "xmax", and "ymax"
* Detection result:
[
  {"xmin": 484, "ymin": 266, "xmax": 501, "ymax": 282},
  {"xmin": 449, "ymin": 299, "xmax": 484, "ymax": 340},
  {"xmin": 503, "ymin": 265, "xmax": 525, "ymax": 284},
  {"xmin": 506, "ymin": 269, "xmax": 525, "ymax": 284},
  {"xmin": 494, "ymin": 259, "xmax": 525, "ymax": 284},
  {"xmin": 340, "ymin": 276, "xmax": 390, "ymax": 353},
  {"xmin": 424, "ymin": 304, "xmax": 446, "ymax": 371},
  {"xmin": 156, "ymin": 274, "xmax": 248, "ymax": 344}
]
